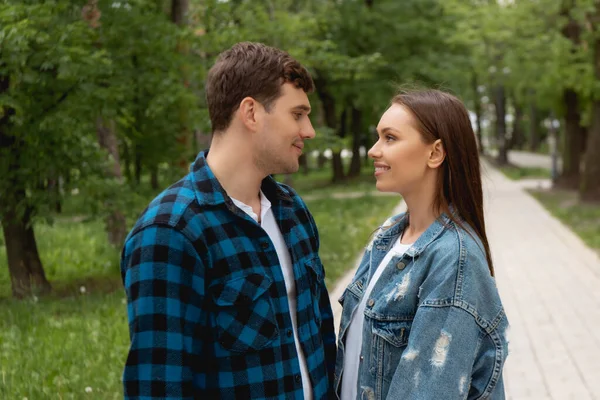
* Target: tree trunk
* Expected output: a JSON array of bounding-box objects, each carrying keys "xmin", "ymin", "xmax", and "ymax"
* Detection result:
[
  {"xmin": 472, "ymin": 72, "xmax": 484, "ymax": 154},
  {"xmin": 47, "ymin": 173, "xmax": 62, "ymax": 214},
  {"xmin": 134, "ymin": 144, "xmax": 142, "ymax": 185},
  {"xmin": 1, "ymin": 82, "xmax": 51, "ymax": 298},
  {"xmin": 332, "ymin": 153, "xmax": 345, "ymax": 183},
  {"xmin": 122, "ymin": 139, "xmax": 132, "ymax": 183},
  {"xmin": 313, "ymin": 73, "xmax": 342, "ymax": 181},
  {"xmin": 299, "ymin": 154, "xmax": 309, "ymax": 175},
  {"xmin": 529, "ymin": 101, "xmax": 541, "ymax": 151},
  {"xmin": 494, "ymin": 85, "xmax": 508, "ymax": 165},
  {"xmin": 331, "ymin": 107, "xmax": 348, "ymax": 183},
  {"xmin": 581, "ymin": 10, "xmax": 600, "ymax": 201},
  {"xmin": 509, "ymin": 101, "xmax": 524, "ymax": 150},
  {"xmin": 150, "ymin": 164, "xmax": 159, "ymax": 190},
  {"xmin": 348, "ymin": 107, "xmax": 363, "ymax": 178},
  {"xmin": 96, "ymin": 117, "xmax": 127, "ymax": 246},
  {"xmin": 1, "ymin": 195, "xmax": 51, "ymax": 299},
  {"xmin": 556, "ymin": 89, "xmax": 584, "ymax": 189},
  {"xmin": 317, "ymin": 152, "xmax": 327, "ymax": 169},
  {"xmin": 581, "ymin": 101, "xmax": 600, "ymax": 201}
]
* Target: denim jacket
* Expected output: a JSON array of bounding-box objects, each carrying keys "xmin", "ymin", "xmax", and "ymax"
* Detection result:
[{"xmin": 334, "ymin": 212, "xmax": 509, "ymax": 400}]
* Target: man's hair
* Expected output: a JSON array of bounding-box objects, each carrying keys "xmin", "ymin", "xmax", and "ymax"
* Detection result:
[{"xmin": 205, "ymin": 42, "xmax": 314, "ymax": 133}]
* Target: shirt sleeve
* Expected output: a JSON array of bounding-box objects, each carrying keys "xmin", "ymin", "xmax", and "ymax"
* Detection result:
[
  {"xmin": 385, "ymin": 304, "xmax": 506, "ymax": 400},
  {"xmin": 121, "ymin": 225, "xmax": 206, "ymax": 399}
]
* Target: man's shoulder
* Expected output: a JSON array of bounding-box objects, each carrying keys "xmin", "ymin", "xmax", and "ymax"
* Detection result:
[{"xmin": 128, "ymin": 174, "xmax": 198, "ymax": 238}]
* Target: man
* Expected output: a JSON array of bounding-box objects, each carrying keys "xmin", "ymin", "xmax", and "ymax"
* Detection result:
[{"xmin": 121, "ymin": 42, "xmax": 336, "ymax": 399}]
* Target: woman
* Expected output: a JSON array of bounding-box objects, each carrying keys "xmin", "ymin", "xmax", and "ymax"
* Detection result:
[{"xmin": 335, "ymin": 90, "xmax": 509, "ymax": 399}]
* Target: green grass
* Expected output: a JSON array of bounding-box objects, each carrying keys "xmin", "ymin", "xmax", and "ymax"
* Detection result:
[
  {"xmin": 307, "ymin": 195, "xmax": 400, "ymax": 286},
  {"xmin": 497, "ymin": 164, "xmax": 550, "ymax": 181},
  {"xmin": 0, "ymin": 292, "xmax": 129, "ymax": 399},
  {"xmin": 0, "ymin": 168, "xmax": 399, "ymax": 398},
  {"xmin": 530, "ymin": 189, "xmax": 600, "ymax": 252}
]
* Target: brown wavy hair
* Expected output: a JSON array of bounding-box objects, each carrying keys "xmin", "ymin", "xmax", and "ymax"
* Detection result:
[
  {"xmin": 393, "ymin": 89, "xmax": 494, "ymax": 276},
  {"xmin": 206, "ymin": 42, "xmax": 314, "ymax": 133}
]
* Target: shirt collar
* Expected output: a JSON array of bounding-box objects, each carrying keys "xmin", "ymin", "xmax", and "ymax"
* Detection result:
[{"xmin": 190, "ymin": 150, "xmax": 293, "ymax": 208}]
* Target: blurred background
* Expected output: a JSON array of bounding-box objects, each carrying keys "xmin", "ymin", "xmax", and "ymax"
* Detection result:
[{"xmin": 1, "ymin": 0, "xmax": 599, "ymax": 398}]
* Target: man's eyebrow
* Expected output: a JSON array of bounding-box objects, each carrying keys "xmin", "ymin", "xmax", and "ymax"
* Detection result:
[{"xmin": 292, "ymin": 105, "xmax": 311, "ymax": 113}]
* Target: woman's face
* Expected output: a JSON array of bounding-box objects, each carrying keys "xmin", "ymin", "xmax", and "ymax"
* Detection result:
[{"xmin": 368, "ymin": 104, "xmax": 434, "ymax": 195}]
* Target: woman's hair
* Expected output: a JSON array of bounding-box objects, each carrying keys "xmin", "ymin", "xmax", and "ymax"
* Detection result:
[{"xmin": 392, "ymin": 89, "xmax": 494, "ymax": 276}]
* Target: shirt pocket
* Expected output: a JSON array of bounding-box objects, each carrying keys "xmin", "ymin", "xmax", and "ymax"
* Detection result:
[
  {"xmin": 370, "ymin": 318, "xmax": 412, "ymax": 382},
  {"xmin": 212, "ymin": 273, "xmax": 279, "ymax": 353}
]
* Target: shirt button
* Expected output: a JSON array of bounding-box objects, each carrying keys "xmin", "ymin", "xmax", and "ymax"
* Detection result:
[
  {"xmin": 367, "ymin": 299, "xmax": 375, "ymax": 307},
  {"xmin": 396, "ymin": 261, "xmax": 406, "ymax": 270},
  {"xmin": 287, "ymin": 329, "xmax": 293, "ymax": 338},
  {"xmin": 261, "ymin": 242, "xmax": 269, "ymax": 250},
  {"xmin": 360, "ymin": 355, "xmax": 364, "ymax": 361},
  {"xmin": 295, "ymin": 374, "xmax": 301, "ymax": 383}
]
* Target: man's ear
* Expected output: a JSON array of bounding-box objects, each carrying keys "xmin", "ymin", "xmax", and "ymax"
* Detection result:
[
  {"xmin": 428, "ymin": 139, "xmax": 446, "ymax": 169},
  {"xmin": 238, "ymin": 97, "xmax": 262, "ymax": 132}
]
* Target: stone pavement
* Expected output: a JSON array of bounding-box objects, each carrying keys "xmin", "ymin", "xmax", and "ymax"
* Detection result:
[{"xmin": 328, "ymin": 161, "xmax": 600, "ymax": 400}]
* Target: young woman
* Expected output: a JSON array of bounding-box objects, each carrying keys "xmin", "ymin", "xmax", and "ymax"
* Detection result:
[{"xmin": 334, "ymin": 90, "xmax": 509, "ymax": 400}]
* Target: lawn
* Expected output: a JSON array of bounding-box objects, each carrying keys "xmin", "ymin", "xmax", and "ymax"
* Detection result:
[
  {"xmin": 497, "ymin": 164, "xmax": 550, "ymax": 180},
  {"xmin": 529, "ymin": 189, "xmax": 600, "ymax": 253},
  {"xmin": 0, "ymin": 167, "xmax": 399, "ymax": 398}
]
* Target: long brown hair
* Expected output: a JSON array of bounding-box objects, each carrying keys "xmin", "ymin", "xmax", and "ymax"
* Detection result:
[{"xmin": 393, "ymin": 89, "xmax": 494, "ymax": 276}]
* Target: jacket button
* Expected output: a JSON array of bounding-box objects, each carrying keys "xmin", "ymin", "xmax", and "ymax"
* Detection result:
[
  {"xmin": 295, "ymin": 374, "xmax": 301, "ymax": 383},
  {"xmin": 261, "ymin": 242, "xmax": 269, "ymax": 250},
  {"xmin": 287, "ymin": 329, "xmax": 293, "ymax": 338},
  {"xmin": 367, "ymin": 299, "xmax": 375, "ymax": 307},
  {"xmin": 360, "ymin": 355, "xmax": 364, "ymax": 361},
  {"xmin": 396, "ymin": 261, "xmax": 406, "ymax": 270}
]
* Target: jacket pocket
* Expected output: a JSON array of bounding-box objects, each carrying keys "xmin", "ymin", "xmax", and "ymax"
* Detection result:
[
  {"xmin": 212, "ymin": 273, "xmax": 279, "ymax": 353},
  {"xmin": 370, "ymin": 319, "xmax": 412, "ymax": 382}
]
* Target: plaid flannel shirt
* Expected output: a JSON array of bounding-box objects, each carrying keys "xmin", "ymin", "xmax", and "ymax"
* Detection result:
[{"xmin": 121, "ymin": 151, "xmax": 336, "ymax": 399}]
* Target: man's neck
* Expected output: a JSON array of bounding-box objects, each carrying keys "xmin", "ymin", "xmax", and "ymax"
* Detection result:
[{"xmin": 206, "ymin": 140, "xmax": 265, "ymax": 206}]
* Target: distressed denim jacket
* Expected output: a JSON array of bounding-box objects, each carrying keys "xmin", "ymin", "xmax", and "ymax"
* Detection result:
[{"xmin": 334, "ymin": 212, "xmax": 509, "ymax": 400}]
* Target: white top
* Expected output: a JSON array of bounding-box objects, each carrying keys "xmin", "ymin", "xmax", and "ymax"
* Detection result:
[
  {"xmin": 341, "ymin": 238, "xmax": 412, "ymax": 400},
  {"xmin": 231, "ymin": 191, "xmax": 313, "ymax": 400}
]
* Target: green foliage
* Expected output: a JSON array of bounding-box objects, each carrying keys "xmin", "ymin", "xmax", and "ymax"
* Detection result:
[{"xmin": 0, "ymin": 1, "xmax": 110, "ymax": 220}]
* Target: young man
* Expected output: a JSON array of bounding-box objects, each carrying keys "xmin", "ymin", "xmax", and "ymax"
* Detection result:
[{"xmin": 121, "ymin": 42, "xmax": 336, "ymax": 399}]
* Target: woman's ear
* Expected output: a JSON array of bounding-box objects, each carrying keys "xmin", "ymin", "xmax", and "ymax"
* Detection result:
[{"xmin": 428, "ymin": 139, "xmax": 446, "ymax": 169}]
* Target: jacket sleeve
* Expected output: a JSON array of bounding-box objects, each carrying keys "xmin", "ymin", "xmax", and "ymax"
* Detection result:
[
  {"xmin": 121, "ymin": 225, "xmax": 206, "ymax": 399},
  {"xmin": 385, "ymin": 304, "xmax": 505, "ymax": 400}
]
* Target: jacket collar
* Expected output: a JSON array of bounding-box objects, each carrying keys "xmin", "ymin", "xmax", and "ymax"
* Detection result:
[{"xmin": 377, "ymin": 210, "xmax": 455, "ymax": 257}]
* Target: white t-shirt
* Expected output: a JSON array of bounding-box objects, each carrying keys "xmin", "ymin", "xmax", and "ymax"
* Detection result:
[
  {"xmin": 231, "ymin": 191, "xmax": 313, "ymax": 400},
  {"xmin": 341, "ymin": 238, "xmax": 412, "ymax": 400}
]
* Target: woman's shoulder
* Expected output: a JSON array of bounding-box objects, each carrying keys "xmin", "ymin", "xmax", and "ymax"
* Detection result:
[{"xmin": 422, "ymin": 221, "xmax": 505, "ymax": 325}]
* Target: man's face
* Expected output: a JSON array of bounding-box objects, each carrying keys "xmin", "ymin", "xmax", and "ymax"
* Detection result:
[{"xmin": 253, "ymin": 83, "xmax": 316, "ymax": 175}]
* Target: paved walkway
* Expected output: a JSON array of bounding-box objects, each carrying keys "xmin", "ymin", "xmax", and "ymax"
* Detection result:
[{"xmin": 328, "ymin": 161, "xmax": 600, "ymax": 400}]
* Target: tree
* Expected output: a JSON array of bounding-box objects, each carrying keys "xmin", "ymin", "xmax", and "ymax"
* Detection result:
[{"xmin": 0, "ymin": 2, "xmax": 108, "ymax": 298}]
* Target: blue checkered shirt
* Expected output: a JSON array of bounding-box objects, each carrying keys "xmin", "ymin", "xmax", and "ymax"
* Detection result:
[{"xmin": 121, "ymin": 151, "xmax": 336, "ymax": 399}]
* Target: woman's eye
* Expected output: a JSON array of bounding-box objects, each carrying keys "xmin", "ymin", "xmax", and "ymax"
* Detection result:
[{"xmin": 385, "ymin": 135, "xmax": 395, "ymax": 142}]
